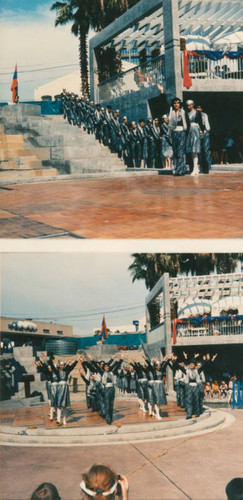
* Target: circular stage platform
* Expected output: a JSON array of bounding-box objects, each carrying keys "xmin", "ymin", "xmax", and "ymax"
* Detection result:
[{"xmin": 0, "ymin": 399, "xmax": 230, "ymax": 447}]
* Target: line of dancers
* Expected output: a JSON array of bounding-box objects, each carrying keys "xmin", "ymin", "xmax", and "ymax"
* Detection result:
[
  {"xmin": 59, "ymin": 88, "xmax": 211, "ymax": 174},
  {"xmin": 34, "ymin": 350, "xmax": 218, "ymax": 426}
]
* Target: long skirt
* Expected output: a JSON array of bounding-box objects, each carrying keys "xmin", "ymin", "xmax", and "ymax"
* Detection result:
[
  {"xmin": 130, "ymin": 377, "xmax": 137, "ymax": 393},
  {"xmin": 185, "ymin": 384, "xmax": 200, "ymax": 418},
  {"xmin": 153, "ymin": 380, "xmax": 167, "ymax": 406},
  {"xmin": 200, "ymin": 132, "xmax": 211, "ymax": 173},
  {"xmin": 51, "ymin": 382, "xmax": 58, "ymax": 408},
  {"xmin": 46, "ymin": 380, "xmax": 52, "ymax": 401},
  {"xmin": 95, "ymin": 383, "xmax": 105, "ymax": 417},
  {"xmin": 161, "ymin": 135, "xmax": 173, "ymax": 159},
  {"xmin": 137, "ymin": 380, "xmax": 148, "ymax": 401},
  {"xmin": 147, "ymin": 382, "xmax": 155, "ymax": 404},
  {"xmin": 171, "ymin": 130, "xmax": 187, "ymax": 175},
  {"xmin": 186, "ymin": 123, "xmax": 201, "ymax": 153},
  {"xmin": 104, "ymin": 386, "xmax": 115, "ymax": 424},
  {"xmin": 147, "ymin": 138, "xmax": 155, "ymax": 168},
  {"xmin": 198, "ymin": 382, "xmax": 204, "ymax": 414},
  {"xmin": 176, "ymin": 381, "xmax": 185, "ymax": 408},
  {"xmin": 57, "ymin": 381, "xmax": 70, "ymax": 408},
  {"xmin": 130, "ymin": 141, "xmax": 142, "ymax": 168},
  {"xmin": 141, "ymin": 137, "xmax": 149, "ymax": 160}
]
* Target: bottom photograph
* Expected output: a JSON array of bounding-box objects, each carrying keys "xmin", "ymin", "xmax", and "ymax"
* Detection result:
[{"xmin": 0, "ymin": 252, "xmax": 243, "ymax": 500}]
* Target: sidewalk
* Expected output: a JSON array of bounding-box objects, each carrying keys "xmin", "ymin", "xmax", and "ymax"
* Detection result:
[
  {"xmin": 0, "ymin": 408, "xmax": 242, "ymax": 500},
  {"xmin": 1, "ymin": 172, "xmax": 242, "ymax": 238}
]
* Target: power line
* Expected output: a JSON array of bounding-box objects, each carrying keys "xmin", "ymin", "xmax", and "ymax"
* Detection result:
[
  {"xmin": 2, "ymin": 304, "xmax": 145, "ymax": 322},
  {"xmin": 0, "ymin": 63, "xmax": 79, "ymax": 76}
]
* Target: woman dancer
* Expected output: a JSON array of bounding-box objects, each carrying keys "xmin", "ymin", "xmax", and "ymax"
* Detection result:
[
  {"xmin": 186, "ymin": 99, "xmax": 204, "ymax": 176},
  {"xmin": 130, "ymin": 358, "xmax": 149, "ymax": 413},
  {"xmin": 145, "ymin": 355, "xmax": 169, "ymax": 420},
  {"xmin": 50, "ymin": 356, "xmax": 79, "ymax": 426},
  {"xmin": 40, "ymin": 353, "xmax": 59, "ymax": 421},
  {"xmin": 161, "ymin": 114, "xmax": 173, "ymax": 169},
  {"xmin": 168, "ymin": 97, "xmax": 189, "ymax": 176},
  {"xmin": 151, "ymin": 118, "xmax": 162, "ymax": 168}
]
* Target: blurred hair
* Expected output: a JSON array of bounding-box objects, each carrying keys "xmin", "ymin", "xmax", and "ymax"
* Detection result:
[
  {"xmin": 226, "ymin": 478, "xmax": 243, "ymax": 500},
  {"xmin": 31, "ymin": 483, "xmax": 61, "ymax": 500}
]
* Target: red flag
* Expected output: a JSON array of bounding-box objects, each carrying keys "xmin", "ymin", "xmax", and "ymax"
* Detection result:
[
  {"xmin": 172, "ymin": 319, "xmax": 177, "ymax": 345},
  {"xmin": 100, "ymin": 315, "xmax": 108, "ymax": 341},
  {"xmin": 11, "ymin": 64, "xmax": 18, "ymax": 102},
  {"xmin": 183, "ymin": 51, "xmax": 192, "ymax": 89}
]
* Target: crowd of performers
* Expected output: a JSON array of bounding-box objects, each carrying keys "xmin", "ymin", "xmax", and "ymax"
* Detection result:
[
  {"xmin": 60, "ymin": 88, "xmax": 211, "ymax": 175},
  {"xmin": 34, "ymin": 350, "xmax": 218, "ymax": 426}
]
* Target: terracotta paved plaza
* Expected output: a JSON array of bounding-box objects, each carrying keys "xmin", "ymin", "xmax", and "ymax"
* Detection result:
[
  {"xmin": 0, "ymin": 400, "xmax": 185, "ymax": 430},
  {"xmin": 1, "ymin": 409, "xmax": 243, "ymax": 500},
  {"xmin": 0, "ymin": 172, "xmax": 242, "ymax": 238}
]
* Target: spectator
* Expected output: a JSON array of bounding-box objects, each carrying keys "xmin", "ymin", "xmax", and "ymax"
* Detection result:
[
  {"xmin": 211, "ymin": 380, "xmax": 220, "ymax": 398},
  {"xmin": 221, "ymin": 132, "xmax": 235, "ymax": 164},
  {"xmin": 31, "ymin": 483, "xmax": 61, "ymax": 500},
  {"xmin": 219, "ymin": 381, "xmax": 228, "ymax": 399},
  {"xmin": 204, "ymin": 381, "xmax": 212, "ymax": 399},
  {"xmin": 80, "ymin": 464, "xmax": 129, "ymax": 500},
  {"xmin": 226, "ymin": 478, "xmax": 243, "ymax": 500}
]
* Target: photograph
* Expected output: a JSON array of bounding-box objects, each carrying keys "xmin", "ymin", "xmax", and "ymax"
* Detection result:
[
  {"xmin": 0, "ymin": 251, "xmax": 243, "ymax": 500},
  {"xmin": 0, "ymin": 0, "xmax": 242, "ymax": 238},
  {"xmin": 0, "ymin": 0, "xmax": 243, "ymax": 499}
]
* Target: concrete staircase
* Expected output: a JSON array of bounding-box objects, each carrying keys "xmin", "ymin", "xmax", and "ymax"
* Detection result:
[
  {"xmin": 0, "ymin": 124, "xmax": 58, "ymax": 182},
  {"xmin": 0, "ymin": 104, "xmax": 156, "ymax": 183},
  {"xmin": 11, "ymin": 346, "xmax": 47, "ymax": 401}
]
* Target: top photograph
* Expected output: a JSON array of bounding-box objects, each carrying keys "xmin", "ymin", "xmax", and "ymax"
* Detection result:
[{"xmin": 0, "ymin": 0, "xmax": 242, "ymax": 239}]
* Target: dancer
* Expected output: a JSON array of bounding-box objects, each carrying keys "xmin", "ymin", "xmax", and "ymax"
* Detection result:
[
  {"xmin": 146, "ymin": 355, "xmax": 169, "ymax": 420},
  {"xmin": 161, "ymin": 114, "xmax": 173, "ymax": 169},
  {"xmin": 49, "ymin": 355, "xmax": 79, "ymax": 426},
  {"xmin": 186, "ymin": 99, "xmax": 204, "ymax": 176},
  {"xmin": 196, "ymin": 104, "xmax": 211, "ymax": 173},
  {"xmin": 151, "ymin": 118, "xmax": 162, "ymax": 168},
  {"xmin": 129, "ymin": 358, "xmax": 149, "ymax": 413},
  {"xmin": 168, "ymin": 97, "xmax": 189, "ymax": 176},
  {"xmin": 137, "ymin": 118, "xmax": 149, "ymax": 168}
]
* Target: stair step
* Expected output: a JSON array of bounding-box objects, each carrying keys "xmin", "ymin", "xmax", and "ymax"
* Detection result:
[
  {"xmin": 0, "ymin": 135, "xmax": 24, "ymax": 148},
  {"xmin": 0, "ymin": 147, "xmax": 50, "ymax": 161},
  {"xmin": 0, "ymin": 167, "xmax": 58, "ymax": 181}
]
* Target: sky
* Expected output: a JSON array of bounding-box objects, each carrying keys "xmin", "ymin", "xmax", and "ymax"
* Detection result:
[
  {"xmin": 1, "ymin": 252, "xmax": 147, "ymax": 336},
  {"xmin": 0, "ymin": 0, "xmax": 94, "ymax": 101}
]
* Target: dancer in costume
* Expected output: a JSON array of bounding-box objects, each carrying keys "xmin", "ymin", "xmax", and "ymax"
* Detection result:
[
  {"xmin": 49, "ymin": 356, "xmax": 79, "ymax": 426},
  {"xmin": 161, "ymin": 114, "xmax": 173, "ymax": 169},
  {"xmin": 186, "ymin": 99, "xmax": 204, "ymax": 176}
]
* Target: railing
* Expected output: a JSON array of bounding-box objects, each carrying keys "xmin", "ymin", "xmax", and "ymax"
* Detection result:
[
  {"xmin": 176, "ymin": 320, "xmax": 243, "ymax": 338},
  {"xmin": 98, "ymin": 55, "xmax": 165, "ymax": 102},
  {"xmin": 184, "ymin": 54, "xmax": 243, "ymax": 80}
]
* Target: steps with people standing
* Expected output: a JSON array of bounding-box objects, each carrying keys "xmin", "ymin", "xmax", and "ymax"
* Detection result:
[{"xmin": 0, "ymin": 104, "xmax": 156, "ymax": 183}]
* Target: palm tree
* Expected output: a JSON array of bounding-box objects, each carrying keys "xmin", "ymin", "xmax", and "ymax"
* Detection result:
[
  {"xmin": 51, "ymin": 0, "xmax": 90, "ymax": 97},
  {"xmin": 129, "ymin": 253, "xmax": 241, "ymax": 290},
  {"xmin": 51, "ymin": 0, "xmax": 135, "ymax": 97}
]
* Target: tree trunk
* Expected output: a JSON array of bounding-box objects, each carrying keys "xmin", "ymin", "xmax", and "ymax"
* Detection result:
[{"xmin": 79, "ymin": 28, "xmax": 89, "ymax": 98}]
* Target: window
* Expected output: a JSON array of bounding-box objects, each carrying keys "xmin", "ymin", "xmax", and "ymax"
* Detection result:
[
  {"xmin": 43, "ymin": 329, "xmax": 50, "ymax": 334},
  {"xmin": 57, "ymin": 330, "xmax": 63, "ymax": 335}
]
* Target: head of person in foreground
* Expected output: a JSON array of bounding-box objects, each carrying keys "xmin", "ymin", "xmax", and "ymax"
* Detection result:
[{"xmin": 80, "ymin": 464, "xmax": 129, "ymax": 500}]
